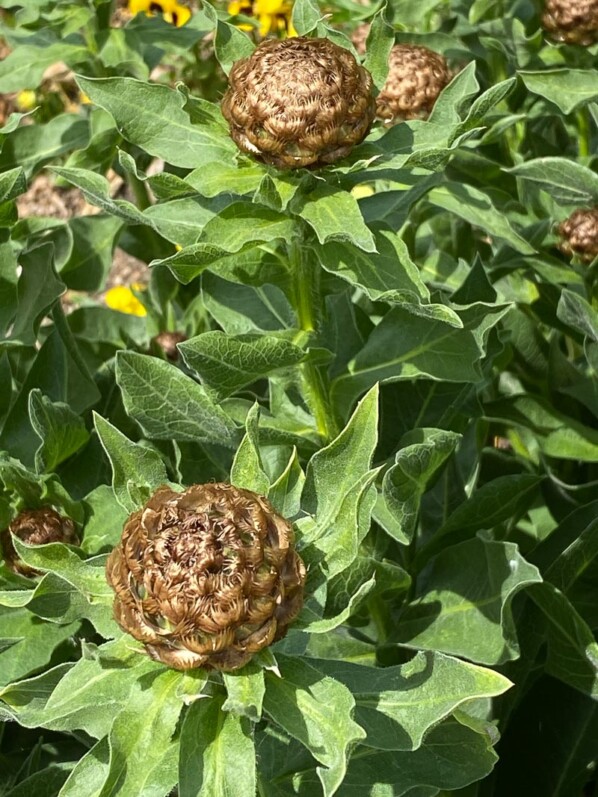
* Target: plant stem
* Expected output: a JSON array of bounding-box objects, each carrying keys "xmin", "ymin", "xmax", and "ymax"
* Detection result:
[
  {"xmin": 577, "ymin": 107, "xmax": 591, "ymax": 158},
  {"xmin": 127, "ymin": 171, "xmax": 152, "ymax": 210},
  {"xmin": 288, "ymin": 238, "xmax": 338, "ymax": 442}
]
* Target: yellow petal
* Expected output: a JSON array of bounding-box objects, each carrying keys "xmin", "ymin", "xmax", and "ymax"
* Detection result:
[
  {"xmin": 128, "ymin": 0, "xmax": 152, "ymax": 14},
  {"xmin": 257, "ymin": 12, "xmax": 274, "ymax": 36},
  {"xmin": 105, "ymin": 285, "xmax": 147, "ymax": 317},
  {"xmin": 254, "ymin": 0, "xmax": 289, "ymax": 14},
  {"xmin": 172, "ymin": 3, "xmax": 192, "ymax": 25}
]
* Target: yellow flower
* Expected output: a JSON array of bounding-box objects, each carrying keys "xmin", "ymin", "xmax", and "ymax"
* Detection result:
[
  {"xmin": 227, "ymin": 0, "xmax": 254, "ymax": 30},
  {"xmin": 228, "ymin": 0, "xmax": 296, "ymax": 38},
  {"xmin": 128, "ymin": 0, "xmax": 191, "ymax": 27},
  {"xmin": 15, "ymin": 90, "xmax": 37, "ymax": 112},
  {"xmin": 105, "ymin": 284, "xmax": 147, "ymax": 317}
]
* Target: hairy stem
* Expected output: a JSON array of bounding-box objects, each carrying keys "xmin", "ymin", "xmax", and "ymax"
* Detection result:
[
  {"xmin": 577, "ymin": 107, "xmax": 591, "ymax": 158},
  {"xmin": 127, "ymin": 170, "xmax": 152, "ymax": 210},
  {"xmin": 288, "ymin": 238, "xmax": 338, "ymax": 442}
]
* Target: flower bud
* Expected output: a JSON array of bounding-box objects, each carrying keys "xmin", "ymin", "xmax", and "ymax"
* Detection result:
[
  {"xmin": 151, "ymin": 331, "xmax": 187, "ymax": 362},
  {"xmin": 106, "ymin": 484, "xmax": 306, "ymax": 671},
  {"xmin": 221, "ymin": 37, "xmax": 375, "ymax": 169},
  {"xmin": 376, "ymin": 44, "xmax": 451, "ymax": 124},
  {"xmin": 557, "ymin": 208, "xmax": 598, "ymax": 262},
  {"xmin": 1, "ymin": 507, "xmax": 79, "ymax": 577},
  {"xmin": 542, "ymin": 0, "xmax": 598, "ymax": 44}
]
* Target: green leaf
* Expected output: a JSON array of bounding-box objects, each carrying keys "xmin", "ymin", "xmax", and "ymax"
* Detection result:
[
  {"xmin": 417, "ymin": 474, "xmax": 543, "ymax": 565},
  {"xmin": 3, "ymin": 763, "xmax": 72, "ymax": 797},
  {"xmin": 29, "ymin": 390, "xmax": 89, "ymax": 474},
  {"xmin": 230, "ymin": 402, "xmax": 270, "ymax": 494},
  {"xmin": 296, "ymin": 185, "xmax": 376, "ymax": 253},
  {"xmin": 49, "ymin": 167, "xmax": 149, "ymax": 226},
  {"xmin": 199, "ymin": 202, "xmax": 296, "ymax": 252},
  {"xmin": 80, "ymin": 485, "xmax": 129, "ymax": 554},
  {"xmin": 267, "ymin": 449, "xmax": 305, "ymax": 519},
  {"xmin": 143, "ymin": 195, "xmax": 233, "ymax": 247},
  {"xmin": 179, "ymin": 332, "xmax": 305, "ymax": 399},
  {"xmin": 0, "ymin": 242, "xmax": 18, "ymax": 337},
  {"xmin": 491, "ymin": 675, "xmax": 598, "ymax": 797},
  {"xmin": 0, "ymin": 638, "xmax": 158, "ymax": 738},
  {"xmin": 312, "ymin": 650, "xmax": 511, "ymax": 750},
  {"xmin": 291, "ymin": 0, "xmax": 321, "ymax": 35},
  {"xmin": 381, "ymin": 428, "xmax": 462, "ymax": 545},
  {"xmin": 427, "ymin": 182, "xmax": 535, "ymax": 254},
  {"xmin": 0, "ymin": 570, "xmax": 115, "ymax": 638},
  {"xmin": 263, "ymin": 654, "xmax": 366, "ymax": 797},
  {"xmin": 485, "ymin": 394, "xmax": 598, "ymax": 462},
  {"xmin": 60, "ymin": 215, "xmax": 124, "ymax": 292},
  {"xmin": 337, "ymin": 717, "xmax": 497, "ymax": 796},
  {"xmin": 0, "ymin": 41, "xmax": 88, "ymax": 92},
  {"xmin": 301, "ymin": 385, "xmax": 379, "ymax": 578},
  {"xmin": 519, "ymin": 69, "xmax": 598, "ymax": 114},
  {"xmin": 508, "ymin": 158, "xmax": 598, "ymax": 207},
  {"xmin": 97, "ymin": 668, "xmax": 183, "ymax": 797},
  {"xmin": 93, "ymin": 413, "xmax": 169, "ymax": 513},
  {"xmin": 530, "ymin": 583, "xmax": 598, "ymax": 699},
  {"xmin": 0, "ymin": 114, "xmax": 89, "ymax": 177},
  {"xmin": 115, "ymin": 351, "xmax": 239, "ymax": 448},
  {"xmin": 11, "ymin": 538, "xmax": 113, "ymax": 604},
  {"xmin": 151, "ymin": 242, "xmax": 267, "ymax": 285},
  {"xmin": 76, "ymin": 76, "xmax": 236, "ymax": 168},
  {"xmin": 59, "ymin": 737, "xmax": 111, "ymax": 797},
  {"xmin": 202, "ymin": 273, "xmax": 294, "ymax": 335},
  {"xmin": 200, "ymin": 0, "xmax": 255, "ymax": 74},
  {"xmin": 185, "ymin": 161, "xmax": 265, "ymax": 198},
  {"xmin": 313, "ymin": 226, "xmax": 428, "ymax": 304},
  {"xmin": 395, "ymin": 537, "xmax": 542, "ymax": 664},
  {"xmin": 362, "ymin": 5, "xmax": 395, "ymax": 91},
  {"xmin": 331, "ymin": 306, "xmax": 486, "ymax": 418},
  {"xmin": 8, "ymin": 243, "xmax": 64, "ymax": 346},
  {"xmin": 0, "ymin": 611, "xmax": 79, "ymax": 688},
  {"xmin": 179, "ymin": 691, "xmax": 256, "ymax": 797},
  {"xmin": 0, "ymin": 166, "xmax": 26, "ymax": 203},
  {"xmin": 428, "ymin": 61, "xmax": 480, "ymax": 127},
  {"xmin": 223, "ymin": 663, "xmax": 265, "ymax": 721},
  {"xmin": 557, "ymin": 289, "xmax": 598, "ymax": 343}
]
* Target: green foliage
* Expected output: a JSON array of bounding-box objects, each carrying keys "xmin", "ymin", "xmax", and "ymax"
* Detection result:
[{"xmin": 1, "ymin": 0, "xmax": 597, "ymax": 794}]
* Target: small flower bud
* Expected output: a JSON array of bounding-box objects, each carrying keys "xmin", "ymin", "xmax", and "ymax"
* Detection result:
[
  {"xmin": 557, "ymin": 208, "xmax": 598, "ymax": 262},
  {"xmin": 106, "ymin": 484, "xmax": 306, "ymax": 671},
  {"xmin": 1, "ymin": 507, "xmax": 79, "ymax": 577},
  {"xmin": 542, "ymin": 0, "xmax": 598, "ymax": 45},
  {"xmin": 221, "ymin": 37, "xmax": 376, "ymax": 169},
  {"xmin": 151, "ymin": 331, "xmax": 187, "ymax": 362},
  {"xmin": 376, "ymin": 44, "xmax": 451, "ymax": 124}
]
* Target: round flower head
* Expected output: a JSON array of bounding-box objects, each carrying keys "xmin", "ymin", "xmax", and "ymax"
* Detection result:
[
  {"xmin": 557, "ymin": 208, "xmax": 598, "ymax": 262},
  {"xmin": 376, "ymin": 44, "xmax": 452, "ymax": 124},
  {"xmin": 221, "ymin": 37, "xmax": 376, "ymax": 169},
  {"xmin": 1, "ymin": 507, "xmax": 79, "ymax": 577},
  {"xmin": 542, "ymin": 0, "xmax": 598, "ymax": 44},
  {"xmin": 106, "ymin": 484, "xmax": 306, "ymax": 671}
]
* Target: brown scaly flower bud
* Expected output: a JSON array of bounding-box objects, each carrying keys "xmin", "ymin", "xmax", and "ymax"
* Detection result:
[
  {"xmin": 151, "ymin": 331, "xmax": 187, "ymax": 362},
  {"xmin": 557, "ymin": 208, "xmax": 598, "ymax": 262},
  {"xmin": 376, "ymin": 44, "xmax": 452, "ymax": 124},
  {"xmin": 106, "ymin": 483, "xmax": 306, "ymax": 671},
  {"xmin": 221, "ymin": 37, "xmax": 376, "ymax": 169},
  {"xmin": 1, "ymin": 507, "xmax": 79, "ymax": 577},
  {"xmin": 541, "ymin": 0, "xmax": 598, "ymax": 45}
]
